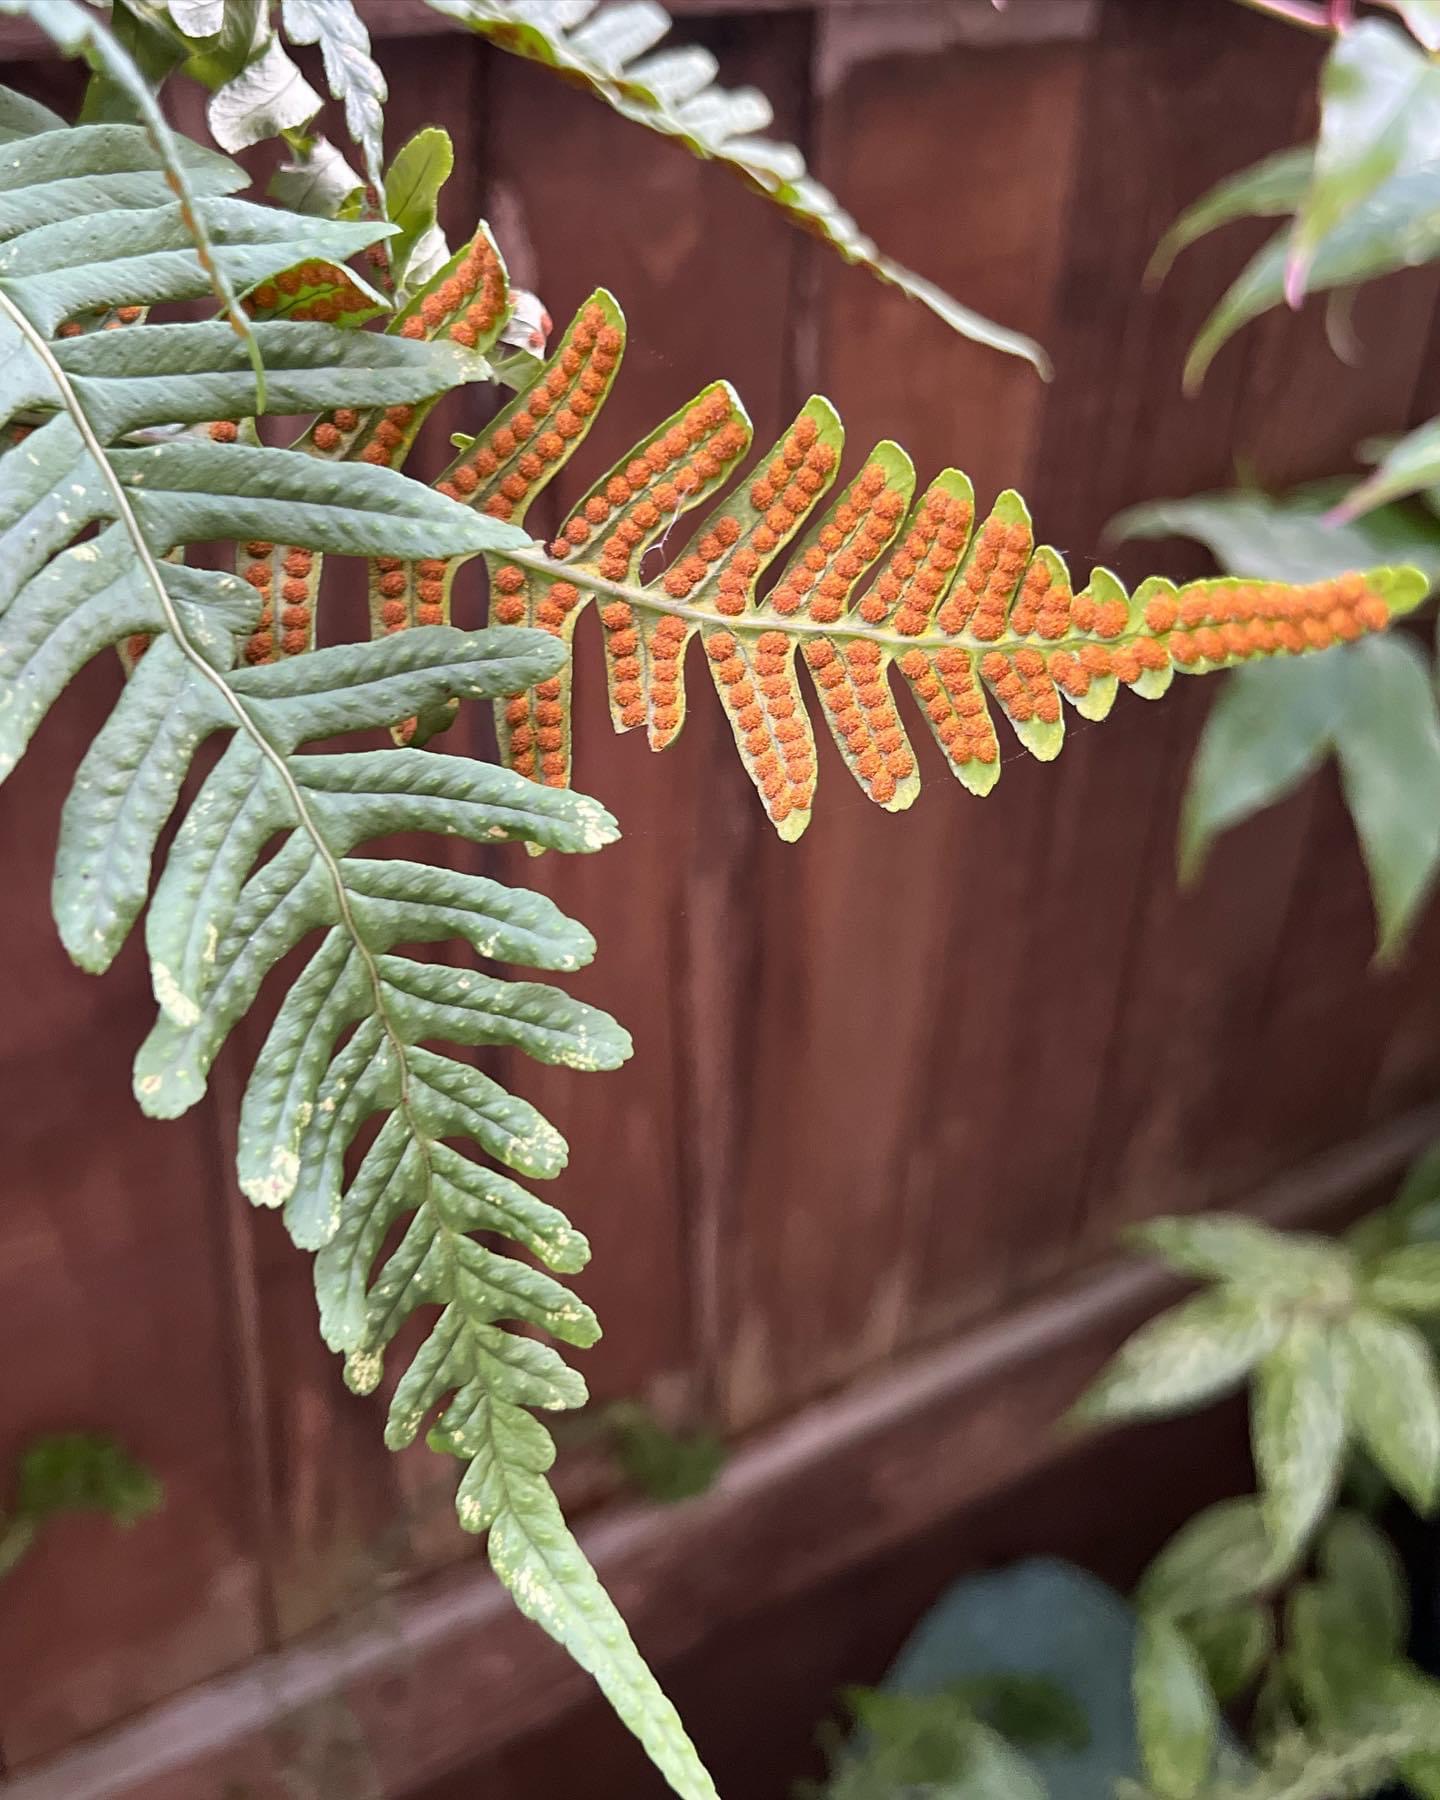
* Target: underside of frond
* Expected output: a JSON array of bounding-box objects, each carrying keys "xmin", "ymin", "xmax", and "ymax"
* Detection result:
[{"xmin": 347, "ymin": 290, "xmax": 1425, "ymax": 841}]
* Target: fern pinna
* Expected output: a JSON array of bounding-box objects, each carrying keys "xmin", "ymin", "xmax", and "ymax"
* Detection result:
[
  {"xmin": 0, "ymin": 91, "xmax": 717, "ymax": 1799},
  {"xmin": 320, "ymin": 289, "xmax": 1424, "ymax": 841}
]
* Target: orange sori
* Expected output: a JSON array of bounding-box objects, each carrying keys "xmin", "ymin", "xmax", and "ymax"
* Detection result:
[
  {"xmin": 934, "ymin": 513, "xmax": 1032, "ymax": 640},
  {"xmin": 766, "ymin": 459, "xmax": 907, "ymax": 625},
  {"xmin": 978, "ymin": 647, "xmax": 1063, "ymax": 728},
  {"xmin": 398, "ymin": 233, "xmax": 507, "ymax": 352},
  {"xmin": 1007, "ymin": 556, "xmax": 1074, "ymax": 640},
  {"xmin": 706, "ymin": 629, "xmax": 814, "ymax": 822},
  {"xmin": 898, "ymin": 647, "xmax": 999, "ymax": 769},
  {"xmin": 552, "ymin": 390, "xmax": 750, "ymax": 585},
  {"xmin": 802, "ymin": 639, "xmax": 915, "ymax": 804},
  {"xmin": 660, "ymin": 415, "xmax": 836, "ymax": 621},
  {"xmin": 438, "ymin": 302, "xmax": 621, "ymax": 528},
  {"xmin": 858, "ymin": 487, "xmax": 973, "ymax": 635}
]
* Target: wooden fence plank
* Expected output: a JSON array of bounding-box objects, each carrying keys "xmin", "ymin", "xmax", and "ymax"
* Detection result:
[
  {"xmin": 709, "ymin": 2, "xmax": 1090, "ymax": 1432},
  {"xmin": 1071, "ymin": 15, "xmax": 1440, "ymax": 1243},
  {"xmin": 897, "ymin": 0, "xmax": 1293, "ymax": 1331},
  {"xmin": 0, "ymin": 660, "xmax": 266, "ymax": 1767}
]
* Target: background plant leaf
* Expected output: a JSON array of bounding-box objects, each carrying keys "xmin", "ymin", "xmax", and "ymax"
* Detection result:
[
  {"xmin": 1333, "ymin": 632, "xmax": 1440, "ymax": 961},
  {"xmin": 1073, "ymin": 1291, "xmax": 1283, "ymax": 1427},
  {"xmin": 1138, "ymin": 1499, "xmax": 1277, "ymax": 1617},
  {"xmin": 1340, "ymin": 1308, "xmax": 1440, "ymax": 1511},
  {"xmin": 1148, "ymin": 145, "xmax": 1312, "ymax": 287},
  {"xmin": 1133, "ymin": 1614, "xmax": 1218, "ymax": 1800},
  {"xmin": 1113, "ymin": 486, "xmax": 1440, "ymax": 953},
  {"xmin": 1181, "ymin": 1605, "xmax": 1273, "ymax": 1705},
  {"xmin": 1287, "ymin": 21, "xmax": 1440, "ymax": 307},
  {"xmin": 1251, "ymin": 1317, "xmax": 1349, "ymax": 1567}
]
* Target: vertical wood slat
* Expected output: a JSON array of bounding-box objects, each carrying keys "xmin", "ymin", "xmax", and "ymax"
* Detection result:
[
  {"xmin": 705, "ymin": 6, "xmax": 1090, "ymax": 1432},
  {"xmin": 476, "ymin": 12, "xmax": 817, "ymax": 1447},
  {"xmin": 1069, "ymin": 11, "xmax": 1440, "ymax": 1245},
  {"xmin": 0, "ymin": 666, "xmax": 267, "ymax": 1763}
]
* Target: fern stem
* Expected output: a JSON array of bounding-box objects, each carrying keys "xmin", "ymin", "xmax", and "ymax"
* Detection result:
[
  {"xmin": 508, "ymin": 545, "xmax": 1141, "ymax": 659},
  {"xmin": 0, "ymin": 287, "xmax": 437, "ymax": 1208}
]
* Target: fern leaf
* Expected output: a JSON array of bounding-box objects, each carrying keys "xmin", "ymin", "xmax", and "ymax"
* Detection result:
[
  {"xmin": 0, "ymin": 82, "xmax": 64, "ymax": 142},
  {"xmin": 0, "ymin": 98, "xmax": 720, "ymax": 1800},
  {"xmin": 279, "ymin": 0, "xmax": 387, "ymax": 196},
  {"xmin": 4, "ymin": 0, "xmax": 271, "ymax": 395},
  {"xmin": 241, "ymin": 218, "xmax": 513, "ymax": 668},
  {"xmin": 415, "ymin": 296, "xmax": 1426, "ymax": 840},
  {"xmin": 426, "ymin": 0, "xmax": 1048, "ymax": 373}
]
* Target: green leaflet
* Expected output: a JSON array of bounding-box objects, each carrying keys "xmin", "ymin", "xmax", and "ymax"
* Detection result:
[
  {"xmin": 2, "ymin": 0, "xmax": 265, "ymax": 392},
  {"xmin": 1070, "ymin": 1290, "xmax": 1285, "ymax": 1425},
  {"xmin": 1133, "ymin": 1614, "xmax": 1218, "ymax": 1800},
  {"xmin": 0, "ymin": 90, "xmax": 720, "ymax": 1800},
  {"xmin": 1339, "ymin": 1309, "xmax": 1440, "ymax": 1512},
  {"xmin": 0, "ymin": 83, "xmax": 64, "ymax": 142},
  {"xmin": 0, "ymin": 319, "xmax": 482, "ymax": 440},
  {"xmin": 1147, "ymin": 145, "xmax": 1313, "ymax": 287},
  {"xmin": 383, "ymin": 126, "xmax": 454, "ymax": 290},
  {"xmin": 427, "ymin": 0, "xmax": 1049, "ymax": 374},
  {"xmin": 1287, "ymin": 21, "xmax": 1440, "ymax": 308},
  {"xmin": 1251, "ymin": 1318, "xmax": 1349, "ymax": 1568},
  {"xmin": 0, "ymin": 196, "xmax": 390, "ymax": 330}
]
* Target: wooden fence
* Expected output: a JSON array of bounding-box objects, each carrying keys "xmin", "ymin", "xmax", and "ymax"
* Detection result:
[{"xmin": 5, "ymin": 1, "xmax": 1440, "ymax": 1794}]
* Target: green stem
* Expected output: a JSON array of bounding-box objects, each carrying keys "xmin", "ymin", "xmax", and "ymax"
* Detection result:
[{"xmin": 508, "ymin": 545, "xmax": 1155, "ymax": 661}]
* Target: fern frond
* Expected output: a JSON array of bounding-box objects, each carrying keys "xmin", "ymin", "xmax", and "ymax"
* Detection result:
[
  {"xmin": 238, "ymin": 217, "xmax": 513, "ymax": 668},
  {"xmin": 427, "ymin": 0, "xmax": 1048, "ymax": 373},
  {"xmin": 0, "ymin": 99, "xmax": 718, "ymax": 1800},
  {"xmin": 4, "ymin": 0, "xmax": 273, "ymax": 395},
  {"xmin": 371, "ymin": 294, "xmax": 1425, "ymax": 840},
  {"xmin": 106, "ymin": 0, "xmax": 387, "ymax": 214},
  {"xmin": 278, "ymin": 0, "xmax": 387, "ymax": 196}
]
